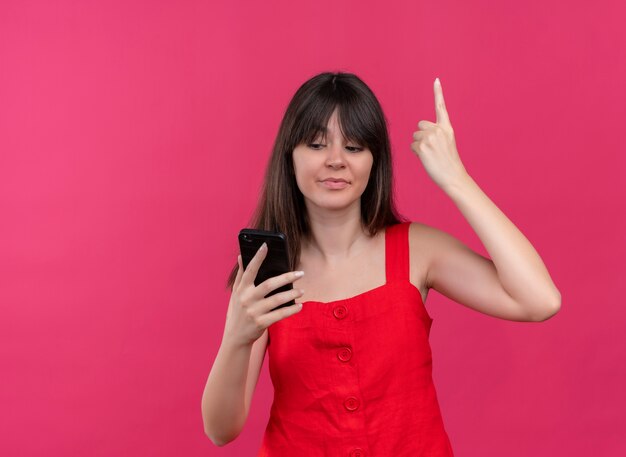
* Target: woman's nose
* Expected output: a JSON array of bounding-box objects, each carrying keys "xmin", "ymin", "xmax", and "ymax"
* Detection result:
[{"xmin": 325, "ymin": 143, "xmax": 346, "ymax": 166}]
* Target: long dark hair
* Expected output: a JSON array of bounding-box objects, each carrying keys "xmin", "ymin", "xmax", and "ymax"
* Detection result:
[{"xmin": 225, "ymin": 71, "xmax": 407, "ymax": 290}]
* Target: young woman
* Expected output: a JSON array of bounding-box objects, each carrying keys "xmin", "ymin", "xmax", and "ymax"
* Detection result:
[{"xmin": 201, "ymin": 72, "xmax": 561, "ymax": 456}]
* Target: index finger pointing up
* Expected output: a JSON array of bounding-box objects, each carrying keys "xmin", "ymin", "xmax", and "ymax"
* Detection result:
[{"xmin": 434, "ymin": 77, "xmax": 451, "ymax": 126}]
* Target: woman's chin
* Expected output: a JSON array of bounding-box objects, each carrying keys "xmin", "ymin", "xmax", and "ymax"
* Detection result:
[{"xmin": 305, "ymin": 196, "xmax": 361, "ymax": 212}]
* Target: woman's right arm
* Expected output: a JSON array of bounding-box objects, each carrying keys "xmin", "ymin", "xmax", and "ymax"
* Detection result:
[
  {"xmin": 201, "ymin": 244, "xmax": 304, "ymax": 446},
  {"xmin": 201, "ymin": 328, "xmax": 268, "ymax": 446}
]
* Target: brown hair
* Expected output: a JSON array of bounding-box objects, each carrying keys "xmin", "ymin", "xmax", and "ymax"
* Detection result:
[{"xmin": 225, "ymin": 71, "xmax": 407, "ymax": 290}]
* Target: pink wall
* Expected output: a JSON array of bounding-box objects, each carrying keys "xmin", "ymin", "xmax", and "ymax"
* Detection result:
[{"xmin": 1, "ymin": 0, "xmax": 624, "ymax": 455}]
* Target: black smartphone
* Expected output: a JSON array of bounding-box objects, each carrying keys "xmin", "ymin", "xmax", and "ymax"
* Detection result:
[{"xmin": 238, "ymin": 228, "xmax": 296, "ymax": 312}]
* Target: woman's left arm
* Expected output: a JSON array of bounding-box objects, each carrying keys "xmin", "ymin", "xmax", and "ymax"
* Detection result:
[
  {"xmin": 445, "ymin": 174, "xmax": 561, "ymax": 318},
  {"xmin": 412, "ymin": 78, "xmax": 561, "ymax": 321}
]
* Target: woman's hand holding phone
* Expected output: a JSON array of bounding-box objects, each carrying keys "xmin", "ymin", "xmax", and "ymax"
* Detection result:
[{"xmin": 222, "ymin": 243, "xmax": 305, "ymax": 348}]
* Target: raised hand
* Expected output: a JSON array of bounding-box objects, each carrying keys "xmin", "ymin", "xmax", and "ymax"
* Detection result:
[{"xmin": 411, "ymin": 78, "xmax": 470, "ymax": 192}]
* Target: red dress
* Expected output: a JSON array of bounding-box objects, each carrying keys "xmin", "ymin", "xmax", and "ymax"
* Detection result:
[{"xmin": 258, "ymin": 221, "xmax": 454, "ymax": 456}]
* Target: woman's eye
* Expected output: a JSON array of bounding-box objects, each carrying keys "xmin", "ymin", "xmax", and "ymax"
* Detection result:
[{"xmin": 307, "ymin": 143, "xmax": 363, "ymax": 152}]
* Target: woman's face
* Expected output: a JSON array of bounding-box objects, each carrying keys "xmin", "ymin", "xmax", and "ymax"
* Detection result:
[{"xmin": 292, "ymin": 109, "xmax": 374, "ymax": 213}]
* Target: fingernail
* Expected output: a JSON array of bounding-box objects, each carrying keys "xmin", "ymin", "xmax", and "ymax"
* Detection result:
[
  {"xmin": 435, "ymin": 77, "xmax": 440, "ymax": 84},
  {"xmin": 294, "ymin": 271, "xmax": 304, "ymax": 277},
  {"xmin": 260, "ymin": 242, "xmax": 267, "ymax": 250}
]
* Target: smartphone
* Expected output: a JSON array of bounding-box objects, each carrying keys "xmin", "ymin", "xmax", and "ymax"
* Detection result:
[{"xmin": 238, "ymin": 228, "xmax": 296, "ymax": 312}]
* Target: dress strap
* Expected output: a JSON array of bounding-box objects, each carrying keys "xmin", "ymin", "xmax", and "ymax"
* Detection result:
[{"xmin": 385, "ymin": 221, "xmax": 411, "ymax": 283}]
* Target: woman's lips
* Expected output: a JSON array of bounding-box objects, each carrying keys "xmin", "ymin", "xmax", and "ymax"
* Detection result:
[{"xmin": 320, "ymin": 180, "xmax": 349, "ymax": 189}]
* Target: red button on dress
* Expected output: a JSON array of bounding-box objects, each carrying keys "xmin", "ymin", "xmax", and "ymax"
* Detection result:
[
  {"xmin": 337, "ymin": 347, "xmax": 352, "ymax": 362},
  {"xmin": 343, "ymin": 396, "xmax": 360, "ymax": 411},
  {"xmin": 333, "ymin": 304, "xmax": 348, "ymax": 319},
  {"xmin": 258, "ymin": 222, "xmax": 455, "ymax": 456}
]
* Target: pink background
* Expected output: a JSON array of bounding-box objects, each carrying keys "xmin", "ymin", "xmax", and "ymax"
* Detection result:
[{"xmin": 1, "ymin": 0, "xmax": 624, "ymax": 455}]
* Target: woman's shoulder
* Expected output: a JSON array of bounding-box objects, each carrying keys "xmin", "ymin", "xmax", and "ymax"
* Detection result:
[
  {"xmin": 382, "ymin": 220, "xmax": 449, "ymax": 256},
  {"xmin": 405, "ymin": 220, "xmax": 448, "ymax": 266},
  {"xmin": 406, "ymin": 220, "xmax": 450, "ymax": 252},
  {"xmin": 404, "ymin": 220, "xmax": 441, "ymax": 236},
  {"xmin": 406, "ymin": 220, "xmax": 469, "ymax": 277}
]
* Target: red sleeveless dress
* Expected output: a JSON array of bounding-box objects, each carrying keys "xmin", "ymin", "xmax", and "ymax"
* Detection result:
[{"xmin": 258, "ymin": 221, "xmax": 454, "ymax": 456}]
